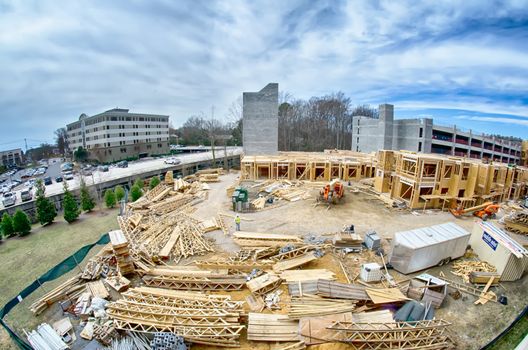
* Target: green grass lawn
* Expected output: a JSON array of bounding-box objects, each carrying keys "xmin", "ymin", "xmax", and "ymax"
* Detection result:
[
  {"xmin": 487, "ymin": 313, "xmax": 528, "ymax": 350},
  {"xmin": 0, "ymin": 208, "xmax": 119, "ymax": 349}
]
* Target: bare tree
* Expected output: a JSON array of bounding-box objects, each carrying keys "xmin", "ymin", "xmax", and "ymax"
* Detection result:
[{"xmin": 55, "ymin": 128, "xmax": 69, "ymax": 155}]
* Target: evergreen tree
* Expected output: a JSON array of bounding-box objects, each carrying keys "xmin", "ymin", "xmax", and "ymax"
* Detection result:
[
  {"xmin": 80, "ymin": 179, "xmax": 95, "ymax": 212},
  {"xmin": 133, "ymin": 178, "xmax": 143, "ymax": 189},
  {"xmin": 104, "ymin": 189, "xmax": 116, "ymax": 208},
  {"xmin": 12, "ymin": 210, "xmax": 31, "ymax": 236},
  {"xmin": 149, "ymin": 176, "xmax": 160, "ymax": 190},
  {"xmin": 1, "ymin": 213, "xmax": 14, "ymax": 238},
  {"xmin": 63, "ymin": 182, "xmax": 80, "ymax": 223},
  {"xmin": 130, "ymin": 185, "xmax": 142, "ymax": 202},
  {"xmin": 35, "ymin": 179, "xmax": 57, "ymax": 226},
  {"xmin": 114, "ymin": 185, "xmax": 125, "ymax": 202}
]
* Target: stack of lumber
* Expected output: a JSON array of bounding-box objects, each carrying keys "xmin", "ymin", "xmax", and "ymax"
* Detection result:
[
  {"xmin": 196, "ymin": 167, "xmax": 225, "ymax": 176},
  {"xmin": 107, "ymin": 287, "xmax": 244, "ymax": 347},
  {"xmin": 109, "ymin": 230, "xmax": 135, "ymax": 275},
  {"xmin": 280, "ymin": 270, "xmax": 336, "ymax": 282},
  {"xmin": 174, "ymin": 178, "xmax": 191, "ymax": 191},
  {"xmin": 504, "ymin": 210, "xmax": 528, "ymax": 235},
  {"xmin": 365, "ymin": 288, "xmax": 409, "ymax": 304},
  {"xmin": 30, "ymin": 275, "xmax": 85, "ymax": 315},
  {"xmin": 333, "ymin": 232, "xmax": 363, "ymax": 248},
  {"xmin": 165, "ymin": 170, "xmax": 174, "ymax": 184},
  {"xmin": 288, "ymin": 279, "xmax": 370, "ymax": 301},
  {"xmin": 233, "ymin": 231, "xmax": 303, "ymax": 248},
  {"xmin": 288, "ymin": 295, "xmax": 356, "ymax": 319},
  {"xmin": 246, "ymin": 273, "xmax": 282, "ymax": 296},
  {"xmin": 81, "ymin": 246, "xmax": 114, "ymax": 280},
  {"xmin": 451, "ymin": 260, "xmax": 497, "ymax": 283},
  {"xmin": 299, "ymin": 312, "xmax": 354, "ymax": 345},
  {"xmin": 470, "ymin": 271, "xmax": 501, "ymax": 285},
  {"xmin": 272, "ymin": 252, "xmax": 319, "ymax": 272},
  {"xmin": 199, "ymin": 173, "xmax": 220, "ymax": 182},
  {"xmin": 251, "ymin": 197, "xmax": 267, "ymax": 210},
  {"xmin": 200, "ymin": 217, "xmax": 221, "ymax": 233},
  {"xmin": 142, "ymin": 266, "xmax": 246, "ymax": 291},
  {"xmin": 86, "ymin": 280, "xmax": 109, "ymax": 299},
  {"xmin": 247, "ymin": 313, "xmax": 299, "ymax": 342}
]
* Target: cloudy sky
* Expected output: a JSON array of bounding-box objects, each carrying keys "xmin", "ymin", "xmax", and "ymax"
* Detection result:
[{"xmin": 1, "ymin": 0, "xmax": 527, "ymax": 150}]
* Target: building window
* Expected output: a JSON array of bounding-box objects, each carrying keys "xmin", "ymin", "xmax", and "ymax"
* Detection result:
[
  {"xmin": 418, "ymin": 142, "xmax": 422, "ymax": 152},
  {"xmin": 419, "ymin": 128, "xmax": 423, "ymax": 138}
]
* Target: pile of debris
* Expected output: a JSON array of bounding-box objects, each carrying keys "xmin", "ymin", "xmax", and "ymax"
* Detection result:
[{"xmin": 503, "ymin": 209, "xmax": 528, "ymax": 235}]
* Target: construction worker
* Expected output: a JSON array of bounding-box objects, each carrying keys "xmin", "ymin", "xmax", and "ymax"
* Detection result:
[{"xmin": 235, "ymin": 214, "xmax": 241, "ymax": 231}]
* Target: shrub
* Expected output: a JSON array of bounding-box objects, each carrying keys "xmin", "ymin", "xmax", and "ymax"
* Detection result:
[
  {"xmin": 13, "ymin": 210, "xmax": 31, "ymax": 236},
  {"xmin": 133, "ymin": 178, "xmax": 143, "ymax": 189},
  {"xmin": 130, "ymin": 185, "xmax": 142, "ymax": 202},
  {"xmin": 35, "ymin": 179, "xmax": 57, "ymax": 226},
  {"xmin": 114, "ymin": 185, "xmax": 125, "ymax": 202},
  {"xmin": 63, "ymin": 183, "xmax": 80, "ymax": 223},
  {"xmin": 104, "ymin": 189, "xmax": 116, "ymax": 208},
  {"xmin": 1, "ymin": 213, "xmax": 14, "ymax": 238},
  {"xmin": 149, "ymin": 176, "xmax": 160, "ymax": 190},
  {"xmin": 80, "ymin": 180, "xmax": 95, "ymax": 212}
]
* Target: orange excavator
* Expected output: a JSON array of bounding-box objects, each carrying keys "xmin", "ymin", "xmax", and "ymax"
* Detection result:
[
  {"xmin": 319, "ymin": 180, "xmax": 345, "ymax": 204},
  {"xmin": 450, "ymin": 201, "xmax": 500, "ymax": 221}
]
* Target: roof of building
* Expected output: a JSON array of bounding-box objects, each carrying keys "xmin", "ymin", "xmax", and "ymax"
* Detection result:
[{"xmin": 394, "ymin": 222, "xmax": 470, "ymax": 249}]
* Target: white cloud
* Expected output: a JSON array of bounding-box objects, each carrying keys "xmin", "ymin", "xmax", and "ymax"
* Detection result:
[{"xmin": 0, "ymin": 0, "xmax": 526, "ymax": 146}]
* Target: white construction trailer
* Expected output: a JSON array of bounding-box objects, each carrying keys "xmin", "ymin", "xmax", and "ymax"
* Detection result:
[{"xmin": 389, "ymin": 222, "xmax": 471, "ymax": 274}]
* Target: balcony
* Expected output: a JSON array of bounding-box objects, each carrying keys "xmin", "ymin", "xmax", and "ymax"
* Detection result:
[
  {"xmin": 432, "ymin": 134, "xmax": 453, "ymax": 142},
  {"xmin": 455, "ymin": 137, "xmax": 469, "ymax": 145}
]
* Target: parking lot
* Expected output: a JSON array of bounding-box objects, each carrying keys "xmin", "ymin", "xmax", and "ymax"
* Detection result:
[{"xmin": 0, "ymin": 147, "xmax": 242, "ymax": 210}]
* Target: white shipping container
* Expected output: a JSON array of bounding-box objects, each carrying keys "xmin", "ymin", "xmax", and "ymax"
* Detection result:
[{"xmin": 389, "ymin": 222, "xmax": 471, "ymax": 274}]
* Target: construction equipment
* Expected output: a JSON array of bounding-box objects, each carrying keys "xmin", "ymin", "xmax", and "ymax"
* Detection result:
[
  {"xmin": 450, "ymin": 201, "xmax": 500, "ymax": 221},
  {"xmin": 318, "ymin": 180, "xmax": 345, "ymax": 204}
]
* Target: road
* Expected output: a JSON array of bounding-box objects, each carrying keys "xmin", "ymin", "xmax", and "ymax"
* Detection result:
[{"xmin": 0, "ymin": 147, "xmax": 242, "ymax": 210}]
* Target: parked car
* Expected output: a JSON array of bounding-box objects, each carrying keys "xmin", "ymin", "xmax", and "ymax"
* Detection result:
[
  {"xmin": 43, "ymin": 176, "xmax": 53, "ymax": 185},
  {"xmin": 20, "ymin": 189, "xmax": 32, "ymax": 202},
  {"xmin": 55, "ymin": 176, "xmax": 63, "ymax": 183},
  {"xmin": 2, "ymin": 192, "xmax": 16, "ymax": 207},
  {"xmin": 99, "ymin": 165, "xmax": 109, "ymax": 172},
  {"xmin": 117, "ymin": 161, "xmax": 128, "ymax": 168},
  {"xmin": 164, "ymin": 157, "xmax": 181, "ymax": 165},
  {"xmin": 64, "ymin": 173, "xmax": 74, "ymax": 180}
]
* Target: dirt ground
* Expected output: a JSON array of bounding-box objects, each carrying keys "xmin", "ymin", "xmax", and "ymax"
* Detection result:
[{"xmin": 194, "ymin": 171, "xmax": 528, "ymax": 350}]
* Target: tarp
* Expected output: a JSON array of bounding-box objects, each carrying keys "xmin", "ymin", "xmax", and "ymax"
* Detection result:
[{"xmin": 0, "ymin": 233, "xmax": 110, "ymax": 349}]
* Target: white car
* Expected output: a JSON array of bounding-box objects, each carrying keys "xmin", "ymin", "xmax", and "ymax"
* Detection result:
[
  {"xmin": 164, "ymin": 157, "xmax": 181, "ymax": 165},
  {"xmin": 64, "ymin": 173, "xmax": 74, "ymax": 180}
]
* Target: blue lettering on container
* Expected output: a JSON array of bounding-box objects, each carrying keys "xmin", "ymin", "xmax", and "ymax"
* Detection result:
[{"xmin": 482, "ymin": 231, "xmax": 498, "ymax": 251}]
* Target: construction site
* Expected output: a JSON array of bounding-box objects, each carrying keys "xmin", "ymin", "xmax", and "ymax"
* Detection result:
[{"xmin": 3, "ymin": 84, "xmax": 528, "ymax": 350}]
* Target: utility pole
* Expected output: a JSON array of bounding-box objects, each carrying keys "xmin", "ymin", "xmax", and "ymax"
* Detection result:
[{"xmin": 211, "ymin": 105, "xmax": 216, "ymax": 168}]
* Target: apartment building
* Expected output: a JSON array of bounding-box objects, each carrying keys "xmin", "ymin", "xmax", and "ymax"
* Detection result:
[
  {"xmin": 0, "ymin": 148, "xmax": 23, "ymax": 167},
  {"xmin": 66, "ymin": 108, "xmax": 170, "ymax": 163},
  {"xmin": 351, "ymin": 104, "xmax": 522, "ymax": 164}
]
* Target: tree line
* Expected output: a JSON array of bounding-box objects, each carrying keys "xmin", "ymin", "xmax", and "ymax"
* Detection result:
[{"xmin": 170, "ymin": 92, "xmax": 377, "ymax": 152}]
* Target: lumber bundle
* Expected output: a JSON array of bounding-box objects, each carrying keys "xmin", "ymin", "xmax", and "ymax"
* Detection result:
[
  {"xmin": 364, "ymin": 288, "xmax": 409, "ymax": 304},
  {"xmin": 30, "ymin": 275, "xmax": 85, "ymax": 315},
  {"xmin": 142, "ymin": 267, "xmax": 246, "ymax": 291},
  {"xmin": 470, "ymin": 271, "xmax": 501, "ymax": 285},
  {"xmin": 199, "ymin": 173, "xmax": 220, "ymax": 182},
  {"xmin": 247, "ymin": 313, "xmax": 299, "ymax": 342},
  {"xmin": 332, "ymin": 232, "xmax": 363, "ymax": 249},
  {"xmin": 107, "ymin": 287, "xmax": 244, "ymax": 347},
  {"xmin": 233, "ymin": 231, "xmax": 303, "ymax": 248},
  {"xmin": 451, "ymin": 260, "xmax": 497, "ymax": 283},
  {"xmin": 504, "ymin": 210, "xmax": 528, "ymax": 235},
  {"xmin": 200, "ymin": 217, "xmax": 221, "ymax": 233},
  {"xmin": 280, "ymin": 270, "xmax": 336, "ymax": 282},
  {"xmin": 288, "ymin": 279, "xmax": 370, "ymax": 300},
  {"xmin": 109, "ymin": 230, "xmax": 135, "ymax": 275},
  {"xmin": 81, "ymin": 245, "xmax": 114, "ymax": 280},
  {"xmin": 272, "ymin": 252, "xmax": 319, "ymax": 272},
  {"xmin": 288, "ymin": 295, "xmax": 356, "ymax": 319},
  {"xmin": 246, "ymin": 273, "xmax": 282, "ymax": 296},
  {"xmin": 328, "ymin": 319, "xmax": 453, "ymax": 348}
]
